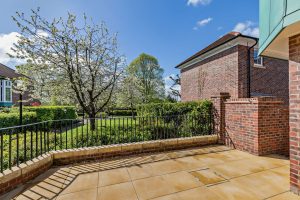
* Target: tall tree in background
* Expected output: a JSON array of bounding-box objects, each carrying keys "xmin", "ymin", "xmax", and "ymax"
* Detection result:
[
  {"xmin": 168, "ymin": 74, "xmax": 181, "ymax": 101},
  {"xmin": 10, "ymin": 8, "xmax": 124, "ymax": 130},
  {"xmin": 127, "ymin": 53, "xmax": 165, "ymax": 103},
  {"xmin": 117, "ymin": 75, "xmax": 140, "ymax": 116}
]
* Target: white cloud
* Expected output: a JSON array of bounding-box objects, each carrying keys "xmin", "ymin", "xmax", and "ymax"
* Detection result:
[
  {"xmin": 187, "ymin": 0, "xmax": 212, "ymax": 6},
  {"xmin": 193, "ymin": 17, "xmax": 213, "ymax": 30},
  {"xmin": 0, "ymin": 32, "xmax": 24, "ymax": 67},
  {"xmin": 197, "ymin": 17, "xmax": 213, "ymax": 26},
  {"xmin": 233, "ymin": 21, "xmax": 259, "ymax": 38}
]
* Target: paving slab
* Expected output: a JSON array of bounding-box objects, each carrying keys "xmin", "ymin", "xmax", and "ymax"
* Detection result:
[{"xmin": 6, "ymin": 145, "xmax": 292, "ymax": 200}]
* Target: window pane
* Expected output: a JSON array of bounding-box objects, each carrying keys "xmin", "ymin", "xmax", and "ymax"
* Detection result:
[
  {"xmin": 5, "ymin": 88, "xmax": 11, "ymax": 102},
  {"xmin": 254, "ymin": 49, "xmax": 263, "ymax": 65}
]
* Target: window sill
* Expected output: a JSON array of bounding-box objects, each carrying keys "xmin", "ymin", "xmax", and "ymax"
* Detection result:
[{"xmin": 253, "ymin": 64, "xmax": 266, "ymax": 69}]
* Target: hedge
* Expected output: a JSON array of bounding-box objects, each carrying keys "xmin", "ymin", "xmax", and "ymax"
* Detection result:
[
  {"xmin": 0, "ymin": 112, "xmax": 37, "ymax": 128},
  {"xmin": 110, "ymin": 110, "xmax": 137, "ymax": 116},
  {"xmin": 22, "ymin": 106, "xmax": 77, "ymax": 121},
  {"xmin": 136, "ymin": 100, "xmax": 212, "ymax": 117},
  {"xmin": 11, "ymin": 106, "xmax": 77, "ymax": 122}
]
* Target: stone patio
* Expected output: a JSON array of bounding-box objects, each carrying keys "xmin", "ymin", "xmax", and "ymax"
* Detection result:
[{"xmin": 3, "ymin": 145, "xmax": 300, "ymax": 200}]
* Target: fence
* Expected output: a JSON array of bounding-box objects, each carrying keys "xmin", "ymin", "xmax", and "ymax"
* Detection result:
[{"xmin": 0, "ymin": 113, "xmax": 214, "ymax": 172}]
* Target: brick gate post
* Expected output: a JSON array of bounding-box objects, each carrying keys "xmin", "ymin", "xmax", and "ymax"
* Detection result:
[
  {"xmin": 289, "ymin": 33, "xmax": 300, "ymax": 195},
  {"xmin": 211, "ymin": 92, "xmax": 230, "ymax": 144}
]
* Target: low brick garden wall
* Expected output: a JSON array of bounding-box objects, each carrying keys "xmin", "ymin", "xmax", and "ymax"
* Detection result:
[
  {"xmin": 224, "ymin": 97, "xmax": 289, "ymax": 156},
  {"xmin": 0, "ymin": 135, "xmax": 218, "ymax": 195}
]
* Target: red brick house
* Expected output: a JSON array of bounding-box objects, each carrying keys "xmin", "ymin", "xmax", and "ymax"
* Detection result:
[
  {"xmin": 0, "ymin": 63, "xmax": 32, "ymax": 107},
  {"xmin": 177, "ymin": 32, "xmax": 289, "ymax": 104}
]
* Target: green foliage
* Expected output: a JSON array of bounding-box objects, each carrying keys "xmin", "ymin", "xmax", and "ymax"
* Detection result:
[
  {"xmin": 0, "ymin": 112, "xmax": 37, "ymax": 128},
  {"xmin": 136, "ymin": 100, "xmax": 213, "ymax": 117},
  {"xmin": 127, "ymin": 53, "xmax": 165, "ymax": 103},
  {"xmin": 22, "ymin": 106, "xmax": 77, "ymax": 121},
  {"xmin": 11, "ymin": 106, "xmax": 77, "ymax": 121},
  {"xmin": 110, "ymin": 110, "xmax": 137, "ymax": 116}
]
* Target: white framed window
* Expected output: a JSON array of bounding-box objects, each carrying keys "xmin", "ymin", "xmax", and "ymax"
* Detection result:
[
  {"xmin": 254, "ymin": 49, "xmax": 264, "ymax": 66},
  {"xmin": 2, "ymin": 80, "xmax": 12, "ymax": 102},
  {"xmin": 0, "ymin": 80, "xmax": 2, "ymax": 102}
]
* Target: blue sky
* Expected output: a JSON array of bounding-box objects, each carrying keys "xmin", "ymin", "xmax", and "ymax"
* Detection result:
[{"xmin": 0, "ymin": 0, "xmax": 259, "ymax": 88}]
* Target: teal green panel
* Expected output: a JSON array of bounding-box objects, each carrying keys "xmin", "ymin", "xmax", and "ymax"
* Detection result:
[
  {"xmin": 258, "ymin": 20, "xmax": 283, "ymax": 55},
  {"xmin": 286, "ymin": 0, "xmax": 300, "ymax": 14},
  {"xmin": 0, "ymin": 102, "xmax": 13, "ymax": 107},
  {"xmin": 259, "ymin": 0, "xmax": 270, "ymax": 46},
  {"xmin": 270, "ymin": 0, "xmax": 285, "ymax": 32},
  {"xmin": 259, "ymin": 0, "xmax": 300, "ymax": 55},
  {"xmin": 283, "ymin": 9, "xmax": 300, "ymax": 27}
]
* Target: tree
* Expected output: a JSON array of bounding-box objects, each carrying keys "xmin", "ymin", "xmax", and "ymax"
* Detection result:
[
  {"xmin": 168, "ymin": 74, "xmax": 181, "ymax": 101},
  {"xmin": 117, "ymin": 75, "xmax": 140, "ymax": 116},
  {"xmin": 10, "ymin": 9, "xmax": 124, "ymax": 130},
  {"xmin": 127, "ymin": 53, "xmax": 165, "ymax": 103},
  {"xmin": 16, "ymin": 62, "xmax": 75, "ymax": 105}
]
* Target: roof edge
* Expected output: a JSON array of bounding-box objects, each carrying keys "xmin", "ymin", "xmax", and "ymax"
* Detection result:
[{"xmin": 175, "ymin": 32, "xmax": 258, "ymax": 69}]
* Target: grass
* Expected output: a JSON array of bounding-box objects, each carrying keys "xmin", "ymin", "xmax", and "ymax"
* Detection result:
[{"xmin": 0, "ymin": 116, "xmax": 212, "ymax": 171}]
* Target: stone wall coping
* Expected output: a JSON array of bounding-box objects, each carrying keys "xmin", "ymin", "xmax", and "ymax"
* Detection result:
[
  {"xmin": 0, "ymin": 135, "xmax": 218, "ymax": 195},
  {"xmin": 211, "ymin": 92, "xmax": 231, "ymax": 99},
  {"xmin": 225, "ymin": 97, "xmax": 284, "ymax": 104}
]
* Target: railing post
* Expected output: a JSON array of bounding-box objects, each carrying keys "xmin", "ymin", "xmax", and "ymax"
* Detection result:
[{"xmin": 211, "ymin": 92, "xmax": 230, "ymax": 144}]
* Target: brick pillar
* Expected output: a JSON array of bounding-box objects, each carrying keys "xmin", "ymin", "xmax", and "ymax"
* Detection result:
[
  {"xmin": 289, "ymin": 33, "xmax": 300, "ymax": 195},
  {"xmin": 211, "ymin": 92, "xmax": 230, "ymax": 144}
]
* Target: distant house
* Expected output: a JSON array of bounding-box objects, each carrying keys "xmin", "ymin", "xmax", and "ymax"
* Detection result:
[
  {"xmin": 0, "ymin": 63, "xmax": 31, "ymax": 107},
  {"xmin": 176, "ymin": 32, "xmax": 289, "ymax": 104}
]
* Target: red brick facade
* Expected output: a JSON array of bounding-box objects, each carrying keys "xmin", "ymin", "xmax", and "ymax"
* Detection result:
[
  {"xmin": 181, "ymin": 46, "xmax": 240, "ymax": 100},
  {"xmin": 289, "ymin": 33, "xmax": 300, "ymax": 194},
  {"xmin": 211, "ymin": 93, "xmax": 230, "ymax": 144},
  {"xmin": 181, "ymin": 44, "xmax": 289, "ymax": 104},
  {"xmin": 224, "ymin": 97, "xmax": 289, "ymax": 156}
]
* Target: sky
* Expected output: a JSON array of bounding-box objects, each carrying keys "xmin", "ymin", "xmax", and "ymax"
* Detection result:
[{"xmin": 0, "ymin": 0, "xmax": 259, "ymax": 91}]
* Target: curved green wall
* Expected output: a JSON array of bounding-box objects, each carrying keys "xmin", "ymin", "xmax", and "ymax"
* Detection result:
[{"xmin": 259, "ymin": 0, "xmax": 300, "ymax": 55}]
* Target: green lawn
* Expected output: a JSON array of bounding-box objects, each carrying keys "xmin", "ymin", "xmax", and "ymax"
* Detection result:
[{"xmin": 0, "ymin": 116, "xmax": 212, "ymax": 171}]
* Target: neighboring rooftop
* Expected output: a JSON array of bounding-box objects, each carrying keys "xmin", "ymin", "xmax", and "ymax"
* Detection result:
[
  {"xmin": 0, "ymin": 63, "xmax": 20, "ymax": 79},
  {"xmin": 176, "ymin": 32, "xmax": 258, "ymax": 69}
]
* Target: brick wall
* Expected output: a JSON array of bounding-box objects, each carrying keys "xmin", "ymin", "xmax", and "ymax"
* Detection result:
[
  {"xmin": 180, "ymin": 45, "xmax": 289, "ymax": 104},
  {"xmin": 289, "ymin": 33, "xmax": 300, "ymax": 195},
  {"xmin": 181, "ymin": 46, "xmax": 240, "ymax": 101},
  {"xmin": 251, "ymin": 56, "xmax": 289, "ymax": 105},
  {"xmin": 12, "ymin": 91, "xmax": 32, "ymax": 106},
  {"xmin": 224, "ymin": 97, "xmax": 289, "ymax": 156},
  {"xmin": 211, "ymin": 93, "xmax": 230, "ymax": 144}
]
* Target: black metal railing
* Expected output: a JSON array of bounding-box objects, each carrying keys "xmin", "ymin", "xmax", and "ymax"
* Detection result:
[{"xmin": 0, "ymin": 113, "xmax": 214, "ymax": 172}]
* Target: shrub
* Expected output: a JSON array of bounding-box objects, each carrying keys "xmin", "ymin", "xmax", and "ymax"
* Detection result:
[
  {"xmin": 110, "ymin": 110, "xmax": 136, "ymax": 116},
  {"xmin": 12, "ymin": 106, "xmax": 77, "ymax": 122},
  {"xmin": 136, "ymin": 100, "xmax": 212, "ymax": 117},
  {"xmin": 0, "ymin": 112, "xmax": 37, "ymax": 128},
  {"xmin": 135, "ymin": 100, "xmax": 213, "ymax": 139}
]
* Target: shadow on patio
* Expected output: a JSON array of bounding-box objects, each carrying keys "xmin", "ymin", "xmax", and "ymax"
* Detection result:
[{"xmin": 4, "ymin": 145, "xmax": 299, "ymax": 200}]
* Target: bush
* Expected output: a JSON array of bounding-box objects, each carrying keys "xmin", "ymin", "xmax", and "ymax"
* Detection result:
[
  {"xmin": 110, "ymin": 110, "xmax": 136, "ymax": 116},
  {"xmin": 24, "ymin": 106, "xmax": 77, "ymax": 121},
  {"xmin": 12, "ymin": 106, "xmax": 77, "ymax": 122},
  {"xmin": 0, "ymin": 112, "xmax": 37, "ymax": 128},
  {"xmin": 136, "ymin": 100, "xmax": 213, "ymax": 139},
  {"xmin": 136, "ymin": 100, "xmax": 212, "ymax": 117}
]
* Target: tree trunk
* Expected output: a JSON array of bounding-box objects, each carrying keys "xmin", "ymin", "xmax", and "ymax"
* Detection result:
[{"xmin": 89, "ymin": 113, "xmax": 96, "ymax": 131}]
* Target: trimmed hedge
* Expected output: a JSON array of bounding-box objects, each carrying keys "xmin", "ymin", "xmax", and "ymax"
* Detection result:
[
  {"xmin": 22, "ymin": 106, "xmax": 77, "ymax": 122},
  {"xmin": 11, "ymin": 106, "xmax": 77, "ymax": 122},
  {"xmin": 110, "ymin": 110, "xmax": 137, "ymax": 116},
  {"xmin": 0, "ymin": 112, "xmax": 37, "ymax": 128},
  {"xmin": 136, "ymin": 100, "xmax": 212, "ymax": 117}
]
